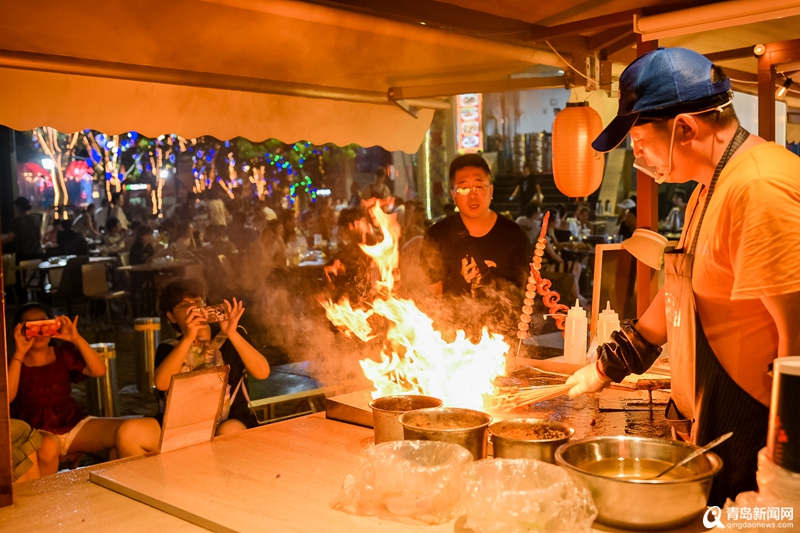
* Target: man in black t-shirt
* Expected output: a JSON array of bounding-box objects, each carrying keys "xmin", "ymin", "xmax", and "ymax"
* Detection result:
[
  {"xmin": 421, "ymin": 154, "xmax": 532, "ymax": 299},
  {"xmin": 154, "ymin": 279, "xmax": 271, "ymax": 433}
]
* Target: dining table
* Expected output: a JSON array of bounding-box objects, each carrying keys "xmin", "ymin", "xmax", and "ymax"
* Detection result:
[
  {"xmin": 16, "ymin": 255, "xmax": 117, "ymax": 295},
  {"xmin": 116, "ymin": 257, "xmax": 197, "ymax": 273},
  {"xmin": 117, "ymin": 258, "xmax": 199, "ymax": 316}
]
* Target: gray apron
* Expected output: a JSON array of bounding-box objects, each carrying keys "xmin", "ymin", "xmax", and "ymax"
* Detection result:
[{"xmin": 663, "ymin": 126, "xmax": 768, "ymax": 506}]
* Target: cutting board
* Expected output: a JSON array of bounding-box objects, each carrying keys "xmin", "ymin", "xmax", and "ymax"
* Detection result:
[
  {"xmin": 90, "ymin": 415, "xmax": 454, "ymax": 533},
  {"xmin": 325, "ymin": 389, "xmax": 373, "ymax": 428}
]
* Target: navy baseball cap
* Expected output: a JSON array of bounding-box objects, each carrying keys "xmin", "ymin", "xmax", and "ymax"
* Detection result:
[{"xmin": 592, "ymin": 47, "xmax": 732, "ymax": 153}]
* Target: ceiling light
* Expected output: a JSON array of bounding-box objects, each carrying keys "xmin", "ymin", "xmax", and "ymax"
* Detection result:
[
  {"xmin": 754, "ymin": 44, "xmax": 766, "ymax": 56},
  {"xmin": 776, "ymin": 78, "xmax": 793, "ymax": 99}
]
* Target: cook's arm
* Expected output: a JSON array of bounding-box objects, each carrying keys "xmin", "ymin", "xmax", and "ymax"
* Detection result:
[
  {"xmin": 762, "ymin": 290, "xmax": 800, "ymax": 357},
  {"xmin": 597, "ymin": 288, "xmax": 667, "ymax": 382}
]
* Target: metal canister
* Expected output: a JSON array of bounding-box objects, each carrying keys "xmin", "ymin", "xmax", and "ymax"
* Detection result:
[
  {"xmin": 369, "ymin": 395, "xmax": 443, "ymax": 444},
  {"xmin": 399, "ymin": 407, "xmax": 492, "ymax": 460},
  {"xmin": 134, "ymin": 317, "xmax": 160, "ymax": 394},
  {"xmin": 489, "ymin": 419, "xmax": 574, "ymax": 463},
  {"xmin": 86, "ymin": 343, "xmax": 119, "ymax": 417}
]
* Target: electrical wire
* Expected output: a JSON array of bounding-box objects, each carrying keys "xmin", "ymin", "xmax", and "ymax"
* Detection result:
[{"xmin": 544, "ymin": 40, "xmax": 598, "ymax": 85}]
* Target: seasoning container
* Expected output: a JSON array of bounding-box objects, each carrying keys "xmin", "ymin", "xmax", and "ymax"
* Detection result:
[
  {"xmin": 768, "ymin": 356, "xmax": 800, "ymax": 473},
  {"xmin": 597, "ymin": 301, "xmax": 620, "ymax": 345},
  {"xmin": 564, "ymin": 299, "xmax": 587, "ymax": 365}
]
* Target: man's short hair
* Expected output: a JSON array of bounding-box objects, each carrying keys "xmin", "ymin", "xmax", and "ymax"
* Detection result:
[
  {"xmin": 13, "ymin": 197, "xmax": 32, "ymax": 212},
  {"xmin": 673, "ymin": 190, "xmax": 687, "ymax": 202},
  {"xmin": 106, "ymin": 217, "xmax": 120, "ymax": 232},
  {"xmin": 159, "ymin": 278, "xmax": 207, "ymax": 315},
  {"xmin": 374, "ymin": 168, "xmax": 387, "ymax": 180},
  {"xmin": 523, "ymin": 202, "xmax": 541, "ymax": 218},
  {"xmin": 449, "ymin": 154, "xmax": 491, "ymax": 182}
]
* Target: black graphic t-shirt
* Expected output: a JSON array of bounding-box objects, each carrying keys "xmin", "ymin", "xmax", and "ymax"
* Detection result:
[{"xmin": 420, "ymin": 213, "xmax": 533, "ymax": 298}]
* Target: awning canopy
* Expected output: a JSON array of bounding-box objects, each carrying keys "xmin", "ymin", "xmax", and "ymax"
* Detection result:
[{"xmin": 0, "ymin": 0, "xmax": 564, "ymax": 152}]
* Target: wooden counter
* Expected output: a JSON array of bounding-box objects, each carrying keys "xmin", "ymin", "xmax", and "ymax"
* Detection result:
[
  {"xmin": 0, "ymin": 460, "xmax": 205, "ymax": 533},
  {"xmin": 1, "ymin": 413, "xmax": 708, "ymax": 532}
]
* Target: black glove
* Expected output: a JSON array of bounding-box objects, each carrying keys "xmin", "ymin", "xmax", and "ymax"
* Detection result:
[{"xmin": 597, "ymin": 319, "xmax": 662, "ymax": 383}]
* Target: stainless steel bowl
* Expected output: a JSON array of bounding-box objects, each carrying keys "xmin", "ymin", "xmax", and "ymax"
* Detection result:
[
  {"xmin": 555, "ymin": 436, "xmax": 722, "ymax": 531},
  {"xmin": 489, "ymin": 419, "xmax": 574, "ymax": 463},
  {"xmin": 369, "ymin": 395, "xmax": 443, "ymax": 444},
  {"xmin": 399, "ymin": 407, "xmax": 492, "ymax": 460}
]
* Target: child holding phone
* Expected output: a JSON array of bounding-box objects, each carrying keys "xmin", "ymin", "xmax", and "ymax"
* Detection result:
[
  {"xmin": 154, "ymin": 279, "xmax": 270, "ymax": 435},
  {"xmin": 9, "ymin": 303, "xmax": 160, "ymax": 472}
]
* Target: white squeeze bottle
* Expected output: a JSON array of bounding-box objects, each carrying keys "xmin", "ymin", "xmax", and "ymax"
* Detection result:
[
  {"xmin": 598, "ymin": 301, "xmax": 621, "ymax": 345},
  {"xmin": 564, "ymin": 299, "xmax": 588, "ymax": 365}
]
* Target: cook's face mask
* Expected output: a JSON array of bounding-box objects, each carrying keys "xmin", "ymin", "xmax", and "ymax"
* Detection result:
[{"xmin": 632, "ymin": 98, "xmax": 734, "ymax": 184}]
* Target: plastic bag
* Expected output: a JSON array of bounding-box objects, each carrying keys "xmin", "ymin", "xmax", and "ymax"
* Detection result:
[
  {"xmin": 724, "ymin": 448, "xmax": 799, "ymax": 531},
  {"xmin": 331, "ymin": 440, "xmax": 472, "ymax": 524},
  {"xmin": 461, "ymin": 458, "xmax": 598, "ymax": 533}
]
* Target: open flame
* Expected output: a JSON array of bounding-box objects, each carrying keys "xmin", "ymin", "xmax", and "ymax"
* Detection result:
[{"xmin": 323, "ymin": 203, "xmax": 508, "ymax": 410}]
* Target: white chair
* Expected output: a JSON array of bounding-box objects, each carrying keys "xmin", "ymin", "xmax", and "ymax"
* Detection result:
[{"xmin": 82, "ymin": 262, "xmax": 131, "ymax": 325}]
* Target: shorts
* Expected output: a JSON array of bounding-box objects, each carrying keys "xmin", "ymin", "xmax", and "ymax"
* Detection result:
[{"xmin": 42, "ymin": 416, "xmax": 96, "ymax": 457}]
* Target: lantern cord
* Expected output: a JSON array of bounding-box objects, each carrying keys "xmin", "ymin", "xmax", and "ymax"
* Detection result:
[{"xmin": 545, "ymin": 41, "xmax": 598, "ymax": 85}]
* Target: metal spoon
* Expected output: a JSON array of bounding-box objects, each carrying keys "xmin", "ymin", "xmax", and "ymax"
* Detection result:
[{"xmin": 651, "ymin": 432, "xmax": 733, "ymax": 479}]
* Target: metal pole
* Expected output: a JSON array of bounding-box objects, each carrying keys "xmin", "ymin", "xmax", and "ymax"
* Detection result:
[
  {"xmin": 134, "ymin": 317, "xmax": 160, "ymax": 394},
  {"xmin": 86, "ymin": 343, "xmax": 119, "ymax": 417}
]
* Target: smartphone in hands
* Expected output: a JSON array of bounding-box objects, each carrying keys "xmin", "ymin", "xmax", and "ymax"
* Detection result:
[
  {"xmin": 25, "ymin": 319, "xmax": 62, "ymax": 338},
  {"xmin": 197, "ymin": 304, "xmax": 230, "ymax": 324}
]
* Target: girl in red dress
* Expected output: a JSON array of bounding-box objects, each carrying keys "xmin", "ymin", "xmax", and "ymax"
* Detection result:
[{"xmin": 9, "ymin": 303, "xmax": 160, "ymax": 474}]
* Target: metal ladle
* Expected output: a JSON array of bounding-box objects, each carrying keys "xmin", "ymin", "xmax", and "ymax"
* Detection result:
[{"xmin": 651, "ymin": 432, "xmax": 733, "ymax": 479}]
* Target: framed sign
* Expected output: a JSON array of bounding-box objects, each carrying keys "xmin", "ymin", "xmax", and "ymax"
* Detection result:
[
  {"xmin": 158, "ymin": 365, "xmax": 229, "ymax": 454},
  {"xmin": 456, "ymin": 93, "xmax": 483, "ymax": 154}
]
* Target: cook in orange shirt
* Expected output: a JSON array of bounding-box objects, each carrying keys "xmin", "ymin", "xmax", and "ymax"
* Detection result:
[{"xmin": 566, "ymin": 48, "xmax": 800, "ymax": 507}]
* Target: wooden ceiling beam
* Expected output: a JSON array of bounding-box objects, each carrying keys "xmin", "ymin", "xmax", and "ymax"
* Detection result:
[
  {"xmin": 721, "ymin": 67, "xmax": 758, "ymax": 83},
  {"xmin": 705, "ymin": 47, "xmax": 757, "ymax": 63},
  {"xmin": 524, "ymin": 9, "xmax": 639, "ymax": 42},
  {"xmin": 602, "ymin": 32, "xmax": 638, "ymax": 57},
  {"xmin": 589, "ymin": 27, "xmax": 635, "ymax": 53},
  {"xmin": 543, "ymin": 35, "xmax": 591, "ymax": 56}
]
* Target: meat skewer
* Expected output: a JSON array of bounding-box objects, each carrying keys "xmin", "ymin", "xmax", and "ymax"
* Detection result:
[{"xmin": 515, "ymin": 212, "xmax": 570, "ymax": 357}]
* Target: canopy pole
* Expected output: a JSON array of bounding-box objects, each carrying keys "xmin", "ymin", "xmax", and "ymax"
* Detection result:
[{"xmin": 0, "ymin": 49, "xmax": 450, "ymax": 111}]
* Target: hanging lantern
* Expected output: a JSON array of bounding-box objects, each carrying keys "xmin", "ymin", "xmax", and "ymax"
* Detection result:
[{"xmin": 552, "ymin": 102, "xmax": 604, "ymax": 198}]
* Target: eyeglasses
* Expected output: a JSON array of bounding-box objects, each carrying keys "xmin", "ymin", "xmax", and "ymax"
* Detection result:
[
  {"xmin": 176, "ymin": 298, "xmax": 206, "ymax": 310},
  {"xmin": 453, "ymin": 185, "xmax": 490, "ymax": 195}
]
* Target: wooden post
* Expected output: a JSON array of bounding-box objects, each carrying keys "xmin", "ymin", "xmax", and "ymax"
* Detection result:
[
  {"xmin": 0, "ymin": 125, "xmax": 14, "ymax": 506},
  {"xmin": 0, "ymin": 237, "xmax": 12, "ymax": 508},
  {"xmin": 636, "ymin": 36, "xmax": 660, "ymax": 317},
  {"xmin": 758, "ymin": 38, "xmax": 800, "ymax": 142}
]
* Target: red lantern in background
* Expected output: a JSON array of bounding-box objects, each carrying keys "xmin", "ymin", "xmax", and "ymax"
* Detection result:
[{"xmin": 552, "ymin": 102, "xmax": 604, "ymax": 198}]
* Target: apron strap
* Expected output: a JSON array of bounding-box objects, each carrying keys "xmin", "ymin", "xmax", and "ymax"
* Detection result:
[{"xmin": 686, "ymin": 125, "xmax": 750, "ymax": 256}]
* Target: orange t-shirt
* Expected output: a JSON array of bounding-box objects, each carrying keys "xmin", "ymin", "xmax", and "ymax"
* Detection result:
[{"xmin": 684, "ymin": 142, "xmax": 800, "ymax": 406}]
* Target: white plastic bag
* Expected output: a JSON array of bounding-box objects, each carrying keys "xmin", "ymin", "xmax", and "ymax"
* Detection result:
[
  {"xmin": 461, "ymin": 458, "xmax": 598, "ymax": 533},
  {"xmin": 331, "ymin": 440, "xmax": 471, "ymax": 524},
  {"xmin": 724, "ymin": 448, "xmax": 799, "ymax": 530}
]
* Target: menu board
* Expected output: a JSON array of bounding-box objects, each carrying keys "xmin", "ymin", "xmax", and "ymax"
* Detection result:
[{"xmin": 457, "ymin": 93, "xmax": 483, "ymax": 154}]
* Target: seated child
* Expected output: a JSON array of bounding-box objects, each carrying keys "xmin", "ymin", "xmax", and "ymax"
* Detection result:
[
  {"xmin": 154, "ymin": 279, "xmax": 270, "ymax": 435},
  {"xmin": 10, "ymin": 303, "xmax": 160, "ymax": 470}
]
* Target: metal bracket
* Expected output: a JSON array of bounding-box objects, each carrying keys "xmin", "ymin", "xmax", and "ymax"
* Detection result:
[{"xmin": 392, "ymin": 99, "xmax": 420, "ymax": 118}]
